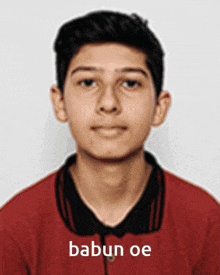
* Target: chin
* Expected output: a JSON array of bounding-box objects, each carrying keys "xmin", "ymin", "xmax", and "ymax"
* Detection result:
[{"xmin": 82, "ymin": 146, "xmax": 143, "ymax": 163}]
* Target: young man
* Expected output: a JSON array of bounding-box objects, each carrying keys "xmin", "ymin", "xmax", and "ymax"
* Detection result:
[{"xmin": 2, "ymin": 10, "xmax": 219, "ymax": 274}]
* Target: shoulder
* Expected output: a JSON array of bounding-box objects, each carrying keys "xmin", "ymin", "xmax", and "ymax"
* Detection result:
[
  {"xmin": 162, "ymin": 170, "xmax": 219, "ymax": 272},
  {"xmin": 1, "ymin": 171, "xmax": 58, "ymax": 231},
  {"xmin": 163, "ymin": 170, "xmax": 219, "ymax": 217}
]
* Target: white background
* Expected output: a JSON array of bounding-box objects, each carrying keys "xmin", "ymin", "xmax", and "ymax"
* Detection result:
[{"xmin": 1, "ymin": 0, "xmax": 219, "ymax": 206}]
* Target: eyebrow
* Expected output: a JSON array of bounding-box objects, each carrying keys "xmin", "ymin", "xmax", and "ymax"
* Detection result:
[
  {"xmin": 116, "ymin": 68, "xmax": 149, "ymax": 79},
  {"xmin": 70, "ymin": 66, "xmax": 149, "ymax": 79},
  {"xmin": 71, "ymin": 66, "xmax": 103, "ymax": 76}
]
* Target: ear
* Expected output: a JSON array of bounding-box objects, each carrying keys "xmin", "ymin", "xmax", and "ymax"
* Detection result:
[
  {"xmin": 50, "ymin": 85, "xmax": 68, "ymax": 123},
  {"xmin": 152, "ymin": 90, "xmax": 171, "ymax": 127}
]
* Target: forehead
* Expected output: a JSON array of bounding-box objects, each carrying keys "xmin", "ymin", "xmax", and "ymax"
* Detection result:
[{"xmin": 67, "ymin": 42, "xmax": 148, "ymax": 72}]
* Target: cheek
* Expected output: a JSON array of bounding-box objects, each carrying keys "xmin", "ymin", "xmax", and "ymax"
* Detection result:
[
  {"xmin": 64, "ymin": 96, "xmax": 94, "ymax": 135},
  {"xmin": 127, "ymin": 97, "xmax": 155, "ymax": 125},
  {"xmin": 65, "ymin": 93, "xmax": 91, "ymax": 120}
]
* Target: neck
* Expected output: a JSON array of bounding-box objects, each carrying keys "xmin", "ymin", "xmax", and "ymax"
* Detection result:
[{"xmin": 69, "ymin": 148, "xmax": 152, "ymax": 226}]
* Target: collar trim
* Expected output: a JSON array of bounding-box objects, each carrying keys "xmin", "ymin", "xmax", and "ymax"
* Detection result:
[{"xmin": 55, "ymin": 152, "xmax": 165, "ymax": 237}]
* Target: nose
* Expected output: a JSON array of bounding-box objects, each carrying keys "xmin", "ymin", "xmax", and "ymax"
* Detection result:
[{"xmin": 96, "ymin": 86, "xmax": 122, "ymax": 115}]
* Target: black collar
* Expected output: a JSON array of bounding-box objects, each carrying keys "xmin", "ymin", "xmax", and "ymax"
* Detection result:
[{"xmin": 55, "ymin": 151, "xmax": 165, "ymax": 237}]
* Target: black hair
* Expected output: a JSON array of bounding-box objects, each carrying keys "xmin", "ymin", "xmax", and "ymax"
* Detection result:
[{"xmin": 54, "ymin": 10, "xmax": 164, "ymax": 97}]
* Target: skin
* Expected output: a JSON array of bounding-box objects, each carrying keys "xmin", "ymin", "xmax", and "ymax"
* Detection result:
[{"xmin": 51, "ymin": 42, "xmax": 171, "ymax": 226}]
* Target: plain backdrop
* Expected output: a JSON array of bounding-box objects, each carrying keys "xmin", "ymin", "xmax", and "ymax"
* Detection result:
[{"xmin": 0, "ymin": 0, "xmax": 219, "ymax": 206}]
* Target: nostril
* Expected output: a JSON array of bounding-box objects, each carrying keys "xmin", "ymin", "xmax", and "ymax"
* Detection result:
[{"xmin": 100, "ymin": 107, "xmax": 117, "ymax": 113}]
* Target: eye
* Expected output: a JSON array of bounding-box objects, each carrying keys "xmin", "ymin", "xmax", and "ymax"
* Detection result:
[
  {"xmin": 79, "ymin": 79, "xmax": 96, "ymax": 87},
  {"xmin": 123, "ymin": 80, "xmax": 140, "ymax": 88}
]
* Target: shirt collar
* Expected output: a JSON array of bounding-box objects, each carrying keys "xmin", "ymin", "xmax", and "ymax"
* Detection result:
[{"xmin": 55, "ymin": 151, "xmax": 165, "ymax": 237}]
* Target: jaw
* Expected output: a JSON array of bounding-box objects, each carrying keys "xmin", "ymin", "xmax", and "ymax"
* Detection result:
[{"xmin": 76, "ymin": 142, "xmax": 144, "ymax": 165}]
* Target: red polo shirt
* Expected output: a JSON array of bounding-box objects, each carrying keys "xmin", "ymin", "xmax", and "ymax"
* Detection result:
[{"xmin": 1, "ymin": 152, "xmax": 219, "ymax": 274}]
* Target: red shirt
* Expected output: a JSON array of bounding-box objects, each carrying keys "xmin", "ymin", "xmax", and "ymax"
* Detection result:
[{"xmin": 1, "ymin": 153, "xmax": 219, "ymax": 274}]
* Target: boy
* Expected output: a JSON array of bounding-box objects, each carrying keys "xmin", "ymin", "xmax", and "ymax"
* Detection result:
[{"xmin": 2, "ymin": 10, "xmax": 219, "ymax": 274}]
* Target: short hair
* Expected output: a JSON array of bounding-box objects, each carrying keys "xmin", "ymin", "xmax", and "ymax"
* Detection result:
[{"xmin": 54, "ymin": 10, "xmax": 164, "ymax": 97}]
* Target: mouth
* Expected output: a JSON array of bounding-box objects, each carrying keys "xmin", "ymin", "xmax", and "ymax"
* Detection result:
[{"xmin": 91, "ymin": 126, "xmax": 127, "ymax": 138}]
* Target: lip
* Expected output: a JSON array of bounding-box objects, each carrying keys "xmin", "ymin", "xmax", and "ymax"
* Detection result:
[{"xmin": 91, "ymin": 126, "xmax": 127, "ymax": 138}]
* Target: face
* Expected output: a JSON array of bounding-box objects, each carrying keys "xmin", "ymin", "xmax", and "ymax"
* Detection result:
[{"xmin": 51, "ymin": 42, "xmax": 170, "ymax": 160}]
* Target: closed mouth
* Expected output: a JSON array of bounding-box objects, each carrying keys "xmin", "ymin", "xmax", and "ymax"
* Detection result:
[
  {"xmin": 91, "ymin": 126, "xmax": 127, "ymax": 137},
  {"xmin": 91, "ymin": 126, "xmax": 127, "ymax": 130}
]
